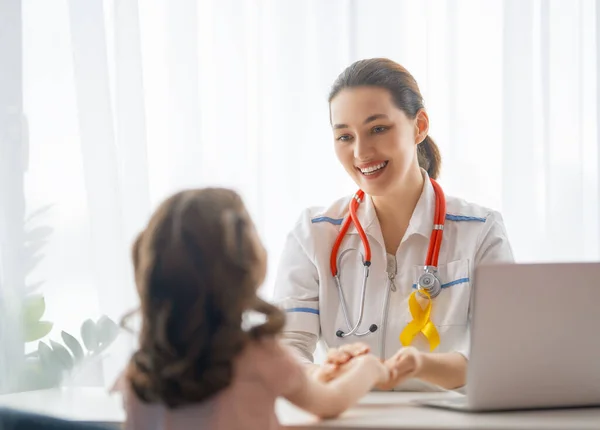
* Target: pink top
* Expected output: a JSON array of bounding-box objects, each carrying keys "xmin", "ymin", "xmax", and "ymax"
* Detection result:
[{"xmin": 115, "ymin": 338, "xmax": 305, "ymax": 430}]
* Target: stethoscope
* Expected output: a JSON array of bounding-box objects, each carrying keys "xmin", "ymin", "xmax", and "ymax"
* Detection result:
[{"xmin": 331, "ymin": 177, "xmax": 447, "ymax": 338}]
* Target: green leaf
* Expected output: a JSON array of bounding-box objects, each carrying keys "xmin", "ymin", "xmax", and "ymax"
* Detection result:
[
  {"xmin": 50, "ymin": 340, "xmax": 74, "ymax": 371},
  {"xmin": 22, "ymin": 294, "xmax": 46, "ymax": 323},
  {"xmin": 24, "ymin": 321, "xmax": 53, "ymax": 342},
  {"xmin": 17, "ymin": 359, "xmax": 61, "ymax": 391},
  {"xmin": 96, "ymin": 315, "xmax": 119, "ymax": 350},
  {"xmin": 61, "ymin": 331, "xmax": 84, "ymax": 362},
  {"xmin": 38, "ymin": 341, "xmax": 60, "ymax": 372},
  {"xmin": 80, "ymin": 319, "xmax": 99, "ymax": 352},
  {"xmin": 37, "ymin": 342, "xmax": 65, "ymax": 387}
]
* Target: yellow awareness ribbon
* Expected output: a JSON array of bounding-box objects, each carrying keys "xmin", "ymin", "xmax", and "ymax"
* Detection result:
[{"xmin": 399, "ymin": 289, "xmax": 440, "ymax": 351}]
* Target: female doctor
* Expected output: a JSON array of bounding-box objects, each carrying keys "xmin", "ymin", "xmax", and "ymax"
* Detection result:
[{"xmin": 272, "ymin": 58, "xmax": 515, "ymax": 391}]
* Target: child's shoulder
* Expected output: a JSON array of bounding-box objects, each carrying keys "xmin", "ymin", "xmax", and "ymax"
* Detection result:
[
  {"xmin": 242, "ymin": 336, "xmax": 303, "ymax": 373},
  {"xmin": 244, "ymin": 336, "xmax": 289, "ymax": 360},
  {"xmin": 239, "ymin": 336, "xmax": 305, "ymax": 396}
]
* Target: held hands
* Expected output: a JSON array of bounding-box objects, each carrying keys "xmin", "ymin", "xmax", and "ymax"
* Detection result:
[
  {"xmin": 309, "ymin": 343, "xmax": 371, "ymax": 383},
  {"xmin": 310, "ymin": 343, "xmax": 390, "ymax": 387},
  {"xmin": 376, "ymin": 346, "xmax": 424, "ymax": 391},
  {"xmin": 309, "ymin": 343, "xmax": 424, "ymax": 390}
]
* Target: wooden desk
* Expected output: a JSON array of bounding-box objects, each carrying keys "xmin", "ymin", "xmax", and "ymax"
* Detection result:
[{"xmin": 1, "ymin": 388, "xmax": 599, "ymax": 429}]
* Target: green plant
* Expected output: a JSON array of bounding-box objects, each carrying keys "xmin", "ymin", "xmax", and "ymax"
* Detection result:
[
  {"xmin": 18, "ymin": 293, "xmax": 120, "ymax": 391},
  {"xmin": 11, "ymin": 200, "xmax": 121, "ymax": 391},
  {"xmin": 22, "ymin": 294, "xmax": 53, "ymax": 342}
]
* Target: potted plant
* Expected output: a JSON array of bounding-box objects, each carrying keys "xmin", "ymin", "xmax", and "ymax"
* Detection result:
[{"xmin": 18, "ymin": 293, "xmax": 120, "ymax": 391}]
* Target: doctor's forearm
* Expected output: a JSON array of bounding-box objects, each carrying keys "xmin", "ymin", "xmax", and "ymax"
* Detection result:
[
  {"xmin": 280, "ymin": 331, "xmax": 317, "ymax": 364},
  {"xmin": 415, "ymin": 352, "xmax": 467, "ymax": 390}
]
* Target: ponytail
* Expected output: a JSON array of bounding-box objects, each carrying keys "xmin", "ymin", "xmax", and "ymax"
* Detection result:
[{"xmin": 417, "ymin": 135, "xmax": 441, "ymax": 180}]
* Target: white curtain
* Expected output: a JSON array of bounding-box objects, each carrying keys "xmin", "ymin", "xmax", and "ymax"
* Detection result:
[{"xmin": 1, "ymin": 0, "xmax": 598, "ymax": 392}]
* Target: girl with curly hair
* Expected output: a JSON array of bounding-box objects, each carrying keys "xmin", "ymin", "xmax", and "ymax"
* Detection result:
[{"xmin": 113, "ymin": 188, "xmax": 391, "ymax": 429}]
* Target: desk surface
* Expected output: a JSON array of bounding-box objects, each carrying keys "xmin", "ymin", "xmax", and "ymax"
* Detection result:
[{"xmin": 1, "ymin": 388, "xmax": 600, "ymax": 430}]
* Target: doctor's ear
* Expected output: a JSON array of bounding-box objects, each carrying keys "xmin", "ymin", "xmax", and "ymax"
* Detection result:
[{"xmin": 415, "ymin": 109, "xmax": 430, "ymax": 144}]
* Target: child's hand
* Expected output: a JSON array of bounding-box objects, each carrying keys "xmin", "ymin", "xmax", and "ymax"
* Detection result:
[
  {"xmin": 375, "ymin": 346, "xmax": 423, "ymax": 391},
  {"xmin": 364, "ymin": 355, "xmax": 392, "ymax": 387},
  {"xmin": 309, "ymin": 343, "xmax": 371, "ymax": 383},
  {"xmin": 325, "ymin": 342, "xmax": 370, "ymax": 367},
  {"xmin": 340, "ymin": 354, "xmax": 391, "ymax": 386},
  {"xmin": 321, "ymin": 353, "xmax": 390, "ymax": 387}
]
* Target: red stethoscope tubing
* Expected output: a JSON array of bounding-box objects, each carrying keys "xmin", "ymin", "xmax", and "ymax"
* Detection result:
[
  {"xmin": 330, "ymin": 178, "xmax": 445, "ymax": 277},
  {"xmin": 427, "ymin": 178, "xmax": 446, "ymax": 267}
]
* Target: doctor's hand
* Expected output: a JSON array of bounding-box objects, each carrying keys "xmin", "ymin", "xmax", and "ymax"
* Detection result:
[
  {"xmin": 375, "ymin": 346, "xmax": 424, "ymax": 391},
  {"xmin": 309, "ymin": 343, "xmax": 371, "ymax": 383}
]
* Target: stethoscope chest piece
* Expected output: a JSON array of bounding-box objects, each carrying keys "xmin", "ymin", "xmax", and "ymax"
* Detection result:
[{"xmin": 417, "ymin": 266, "xmax": 442, "ymax": 299}]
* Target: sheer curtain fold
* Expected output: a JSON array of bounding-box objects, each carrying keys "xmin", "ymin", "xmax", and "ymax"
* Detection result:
[
  {"xmin": 2, "ymin": 0, "xmax": 598, "ymax": 392},
  {"xmin": 114, "ymin": 0, "xmax": 151, "ymax": 250},
  {"xmin": 501, "ymin": 0, "xmax": 537, "ymax": 261},
  {"xmin": 0, "ymin": 0, "xmax": 25, "ymax": 395},
  {"xmin": 67, "ymin": 0, "xmax": 129, "ymax": 319}
]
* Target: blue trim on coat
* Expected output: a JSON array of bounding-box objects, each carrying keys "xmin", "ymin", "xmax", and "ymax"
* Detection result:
[
  {"xmin": 311, "ymin": 216, "xmax": 344, "ymax": 225},
  {"xmin": 445, "ymin": 214, "xmax": 486, "ymax": 222},
  {"xmin": 285, "ymin": 307, "xmax": 320, "ymax": 315}
]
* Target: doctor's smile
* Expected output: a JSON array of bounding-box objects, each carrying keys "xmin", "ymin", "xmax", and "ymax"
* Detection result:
[{"xmin": 356, "ymin": 161, "xmax": 389, "ymax": 179}]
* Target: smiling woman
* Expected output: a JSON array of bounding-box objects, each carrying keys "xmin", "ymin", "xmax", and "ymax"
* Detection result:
[
  {"xmin": 330, "ymin": 59, "xmax": 441, "ymax": 187},
  {"xmin": 272, "ymin": 57, "xmax": 515, "ymax": 393}
]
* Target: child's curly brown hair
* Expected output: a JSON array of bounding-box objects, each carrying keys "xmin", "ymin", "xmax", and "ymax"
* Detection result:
[{"xmin": 123, "ymin": 188, "xmax": 285, "ymax": 408}]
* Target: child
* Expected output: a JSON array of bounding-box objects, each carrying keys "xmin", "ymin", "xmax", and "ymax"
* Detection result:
[{"xmin": 114, "ymin": 188, "xmax": 391, "ymax": 429}]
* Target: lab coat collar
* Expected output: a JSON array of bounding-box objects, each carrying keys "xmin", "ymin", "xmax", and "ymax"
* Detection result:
[
  {"xmin": 406, "ymin": 169, "xmax": 436, "ymax": 239},
  {"xmin": 347, "ymin": 169, "xmax": 435, "ymax": 250}
]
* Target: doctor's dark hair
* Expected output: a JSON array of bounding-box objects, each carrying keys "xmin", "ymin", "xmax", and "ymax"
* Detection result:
[
  {"xmin": 123, "ymin": 188, "xmax": 285, "ymax": 409},
  {"xmin": 328, "ymin": 58, "xmax": 442, "ymax": 179}
]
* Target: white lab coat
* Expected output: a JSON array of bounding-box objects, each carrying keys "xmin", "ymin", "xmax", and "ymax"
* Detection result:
[{"xmin": 272, "ymin": 169, "xmax": 515, "ymax": 391}]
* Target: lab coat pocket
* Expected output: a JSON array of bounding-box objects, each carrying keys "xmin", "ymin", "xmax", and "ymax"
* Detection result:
[{"xmin": 413, "ymin": 259, "xmax": 471, "ymax": 327}]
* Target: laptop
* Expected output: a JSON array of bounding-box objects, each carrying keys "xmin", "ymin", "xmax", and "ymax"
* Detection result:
[{"xmin": 418, "ymin": 262, "xmax": 600, "ymax": 412}]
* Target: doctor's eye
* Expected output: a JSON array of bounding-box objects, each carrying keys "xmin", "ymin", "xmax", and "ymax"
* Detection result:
[
  {"xmin": 371, "ymin": 125, "xmax": 388, "ymax": 134},
  {"xmin": 336, "ymin": 134, "xmax": 353, "ymax": 142}
]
